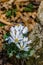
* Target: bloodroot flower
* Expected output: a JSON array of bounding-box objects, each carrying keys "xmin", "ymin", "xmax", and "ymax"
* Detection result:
[{"xmin": 4, "ymin": 24, "xmax": 35, "ymax": 58}]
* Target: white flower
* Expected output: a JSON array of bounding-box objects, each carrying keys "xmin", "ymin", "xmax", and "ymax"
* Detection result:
[
  {"xmin": 16, "ymin": 40, "xmax": 32, "ymax": 51},
  {"xmin": 5, "ymin": 24, "xmax": 32, "ymax": 51}
]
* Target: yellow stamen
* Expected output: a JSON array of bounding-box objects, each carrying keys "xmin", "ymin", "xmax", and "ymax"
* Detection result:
[
  {"xmin": 16, "ymin": 24, "xmax": 20, "ymax": 26},
  {"xmin": 15, "ymin": 38, "xmax": 19, "ymax": 42}
]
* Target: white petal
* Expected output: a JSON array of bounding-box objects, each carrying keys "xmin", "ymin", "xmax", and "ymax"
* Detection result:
[
  {"xmin": 18, "ymin": 34, "xmax": 23, "ymax": 41},
  {"xmin": 9, "ymin": 37, "xmax": 14, "ymax": 42},
  {"xmin": 10, "ymin": 27, "xmax": 15, "ymax": 33},
  {"xmin": 5, "ymin": 37, "xmax": 9, "ymax": 41},
  {"xmin": 16, "ymin": 31, "xmax": 20, "ymax": 38},
  {"xmin": 24, "ymin": 47, "xmax": 29, "ymax": 51},
  {"xmin": 10, "ymin": 32, "xmax": 15, "ymax": 40},
  {"xmin": 16, "ymin": 43, "xmax": 20, "ymax": 49},
  {"xmin": 15, "ymin": 26, "xmax": 19, "ymax": 31},
  {"xmin": 27, "ymin": 40, "xmax": 32, "ymax": 44},
  {"xmin": 19, "ymin": 25, "xmax": 24, "ymax": 32},
  {"xmin": 18, "ymin": 24, "xmax": 21, "ymax": 30},
  {"xmin": 10, "ymin": 27, "xmax": 16, "ymax": 39},
  {"xmin": 23, "ymin": 43, "xmax": 27, "ymax": 48},
  {"xmin": 24, "ymin": 40, "xmax": 32, "ymax": 46},
  {"xmin": 8, "ymin": 37, "xmax": 14, "ymax": 44},
  {"xmin": 23, "ymin": 41, "xmax": 31, "ymax": 49},
  {"xmin": 23, "ymin": 37, "xmax": 28, "ymax": 42},
  {"xmin": 20, "ymin": 41, "xmax": 23, "ymax": 47},
  {"xmin": 15, "ymin": 24, "xmax": 24, "ymax": 31},
  {"xmin": 22, "ymin": 27, "xmax": 28, "ymax": 34}
]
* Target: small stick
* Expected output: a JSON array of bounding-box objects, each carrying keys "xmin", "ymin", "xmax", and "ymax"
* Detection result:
[
  {"xmin": 0, "ymin": 14, "xmax": 13, "ymax": 26},
  {"xmin": 15, "ymin": 0, "xmax": 29, "ymax": 3}
]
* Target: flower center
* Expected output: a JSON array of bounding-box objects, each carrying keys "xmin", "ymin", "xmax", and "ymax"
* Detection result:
[
  {"xmin": 15, "ymin": 38, "xmax": 19, "ymax": 42},
  {"xmin": 16, "ymin": 24, "xmax": 20, "ymax": 26}
]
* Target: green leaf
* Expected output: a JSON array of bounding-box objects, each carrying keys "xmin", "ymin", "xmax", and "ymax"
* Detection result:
[
  {"xmin": 16, "ymin": 54, "xmax": 20, "ymax": 59},
  {"xmin": 4, "ymin": 43, "xmax": 19, "ymax": 57},
  {"xmin": 12, "ymin": 9, "xmax": 17, "ymax": 17},
  {"xmin": 23, "ymin": 3, "xmax": 34, "ymax": 12},
  {"xmin": 12, "ymin": 9, "xmax": 17, "ymax": 12},
  {"xmin": 3, "ymin": 33, "xmax": 10, "ymax": 39},
  {"xmin": 3, "ymin": 34, "xmax": 8, "ymax": 39},
  {"xmin": 6, "ymin": 10, "xmax": 12, "ymax": 17},
  {"xmin": 7, "ymin": 50, "xmax": 13, "ymax": 57},
  {"xmin": 23, "ymin": 8, "xmax": 32, "ymax": 12},
  {"xmin": 27, "ymin": 3, "xmax": 34, "ymax": 9},
  {"xmin": 0, "ymin": 22, "xmax": 5, "ymax": 26},
  {"xmin": 19, "ymin": 51, "xmax": 29, "ymax": 58},
  {"xmin": 6, "ymin": 32, "xmax": 10, "ymax": 36}
]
